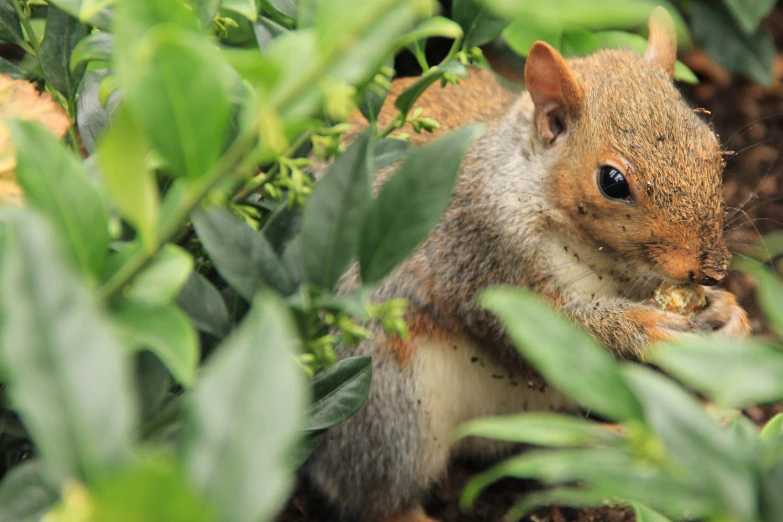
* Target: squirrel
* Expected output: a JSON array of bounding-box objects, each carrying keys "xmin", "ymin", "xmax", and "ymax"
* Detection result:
[{"xmin": 304, "ymin": 8, "xmax": 750, "ymax": 522}]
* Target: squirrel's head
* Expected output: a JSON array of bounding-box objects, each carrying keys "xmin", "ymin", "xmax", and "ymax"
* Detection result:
[{"xmin": 526, "ymin": 8, "xmax": 729, "ymax": 286}]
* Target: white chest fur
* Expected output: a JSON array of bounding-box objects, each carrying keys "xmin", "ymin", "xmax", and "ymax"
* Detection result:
[
  {"xmin": 540, "ymin": 236, "xmax": 627, "ymax": 301},
  {"xmin": 411, "ymin": 335, "xmax": 574, "ymax": 468}
]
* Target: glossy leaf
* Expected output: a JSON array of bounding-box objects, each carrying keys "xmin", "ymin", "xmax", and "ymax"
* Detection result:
[
  {"xmin": 692, "ymin": 1, "xmax": 775, "ymax": 86},
  {"xmin": 115, "ymin": 24, "xmax": 230, "ymax": 178},
  {"xmin": 266, "ymin": 0, "xmax": 297, "ymax": 18},
  {"xmin": 92, "ymin": 455, "xmax": 215, "ymax": 522},
  {"xmin": 300, "ymin": 131, "xmax": 372, "ymax": 290},
  {"xmin": 632, "ymin": 503, "xmax": 674, "ymax": 522},
  {"xmin": 76, "ymin": 69, "xmax": 121, "ymax": 153},
  {"xmin": 373, "ymin": 137, "xmax": 414, "ymax": 170},
  {"xmin": 737, "ymin": 259, "xmax": 783, "ymax": 338},
  {"xmin": 308, "ymin": 356, "xmax": 372, "ymax": 431},
  {"xmin": 40, "ymin": 6, "xmax": 89, "ymax": 99},
  {"xmin": 0, "ymin": 1, "xmax": 23, "ymax": 45},
  {"xmin": 0, "ymin": 210, "xmax": 135, "ymax": 485},
  {"xmin": 457, "ymin": 414, "xmax": 620, "ymax": 447},
  {"xmin": 194, "ymin": 0, "xmax": 221, "ymax": 26},
  {"xmin": 360, "ymin": 124, "xmax": 484, "ymax": 283},
  {"xmin": 452, "ymin": 0, "xmax": 508, "ymax": 48},
  {"xmin": 175, "ymin": 272, "xmax": 231, "ymax": 337},
  {"xmin": 0, "ymin": 461, "xmax": 58, "ymax": 522},
  {"xmin": 192, "ymin": 206, "xmax": 295, "ymax": 299},
  {"xmin": 724, "ymin": 0, "xmax": 775, "ymax": 35},
  {"xmin": 253, "ymin": 17, "xmax": 288, "ymax": 48},
  {"xmin": 623, "ymin": 365, "xmax": 757, "ymax": 521},
  {"xmin": 183, "ymin": 293, "xmax": 306, "ymax": 522},
  {"xmin": 221, "ymin": 0, "xmax": 258, "ymax": 21},
  {"xmin": 10, "ymin": 120, "xmax": 109, "ymax": 278},
  {"xmin": 481, "ymin": 288, "xmax": 643, "ymax": 422},
  {"xmin": 654, "ymin": 337, "xmax": 783, "ymax": 408},
  {"xmin": 395, "ymin": 16, "xmax": 463, "ymax": 49},
  {"xmin": 127, "ymin": 244, "xmax": 193, "ymax": 305},
  {"xmin": 47, "ymin": 0, "xmax": 112, "ymax": 30},
  {"xmin": 113, "ymin": 301, "xmax": 198, "ymax": 388},
  {"xmin": 70, "ymin": 31, "xmax": 114, "ymax": 71},
  {"xmin": 97, "ymin": 105, "xmax": 160, "ymax": 250},
  {"xmin": 462, "ymin": 448, "xmax": 708, "ymax": 518},
  {"xmin": 502, "ymin": 15, "xmax": 562, "ymax": 56}
]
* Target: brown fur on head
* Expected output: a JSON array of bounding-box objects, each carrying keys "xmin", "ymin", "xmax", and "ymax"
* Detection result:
[{"xmin": 526, "ymin": 7, "xmax": 729, "ymax": 286}]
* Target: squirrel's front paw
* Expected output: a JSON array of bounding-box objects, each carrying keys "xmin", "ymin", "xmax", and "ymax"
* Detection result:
[
  {"xmin": 630, "ymin": 306, "xmax": 695, "ymax": 346},
  {"xmin": 692, "ymin": 288, "xmax": 751, "ymax": 338}
]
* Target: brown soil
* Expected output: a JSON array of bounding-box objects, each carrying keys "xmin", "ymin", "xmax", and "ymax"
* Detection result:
[{"xmin": 278, "ymin": 11, "xmax": 783, "ymax": 522}]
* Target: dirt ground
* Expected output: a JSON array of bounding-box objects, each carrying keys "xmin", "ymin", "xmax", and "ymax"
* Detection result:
[{"xmin": 277, "ymin": 11, "xmax": 783, "ymax": 522}]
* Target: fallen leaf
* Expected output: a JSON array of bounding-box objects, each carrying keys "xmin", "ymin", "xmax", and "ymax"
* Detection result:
[{"xmin": 0, "ymin": 74, "xmax": 71, "ymax": 204}]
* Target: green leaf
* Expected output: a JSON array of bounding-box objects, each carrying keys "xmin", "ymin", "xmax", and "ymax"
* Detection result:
[
  {"xmin": 623, "ymin": 365, "xmax": 757, "ymax": 520},
  {"xmin": 183, "ymin": 293, "xmax": 306, "ymax": 522},
  {"xmin": 692, "ymin": 1, "xmax": 775, "ymax": 86},
  {"xmin": 502, "ymin": 15, "xmax": 562, "ymax": 56},
  {"xmin": 0, "ymin": 56, "xmax": 23, "ymax": 78},
  {"xmin": 290, "ymin": 431, "xmax": 324, "ymax": 469},
  {"xmin": 112, "ymin": 301, "xmax": 198, "ymax": 389},
  {"xmin": 10, "ymin": 120, "xmax": 109, "ymax": 278},
  {"xmin": 127, "ymin": 244, "xmax": 193, "ymax": 305},
  {"xmin": 97, "ymin": 105, "xmax": 160, "ymax": 250},
  {"xmin": 462, "ymin": 448, "xmax": 708, "ymax": 517},
  {"xmin": 40, "ymin": 6, "xmax": 89, "ymax": 99},
  {"xmin": 47, "ymin": 0, "xmax": 113, "ymax": 30},
  {"xmin": 76, "ymin": 69, "xmax": 120, "ymax": 153},
  {"xmin": 79, "ymin": 0, "xmax": 114, "ymax": 24},
  {"xmin": 115, "ymin": 24, "xmax": 230, "ymax": 178},
  {"xmin": 135, "ymin": 351, "xmax": 172, "ymax": 422},
  {"xmin": 395, "ymin": 16, "xmax": 464, "ymax": 49},
  {"xmin": 0, "ymin": 210, "xmax": 135, "ymax": 485},
  {"xmin": 0, "ymin": 0, "xmax": 23, "ymax": 45},
  {"xmin": 70, "ymin": 31, "xmax": 113, "ymax": 71},
  {"xmin": 92, "ymin": 455, "xmax": 215, "ymax": 522},
  {"xmin": 373, "ymin": 137, "xmax": 414, "ymax": 170},
  {"xmin": 266, "ymin": 0, "xmax": 297, "ymax": 18},
  {"xmin": 194, "ymin": 0, "xmax": 221, "ymax": 26},
  {"xmin": 300, "ymin": 131, "xmax": 372, "ymax": 290},
  {"xmin": 394, "ymin": 60, "xmax": 467, "ymax": 116},
  {"xmin": 452, "ymin": 0, "xmax": 508, "ymax": 49},
  {"xmin": 359, "ymin": 124, "xmax": 483, "ymax": 283},
  {"xmin": 654, "ymin": 337, "xmax": 783, "ymax": 408},
  {"xmin": 736, "ymin": 259, "xmax": 783, "ymax": 337},
  {"xmin": 632, "ymin": 503, "xmax": 673, "ymax": 522},
  {"xmin": 308, "ymin": 356, "xmax": 372, "ymax": 431},
  {"xmin": 221, "ymin": 0, "xmax": 258, "ymax": 21},
  {"xmin": 480, "ymin": 288, "xmax": 643, "ymax": 422},
  {"xmin": 0, "ymin": 461, "xmax": 58, "ymax": 522},
  {"xmin": 175, "ymin": 272, "xmax": 231, "ymax": 337},
  {"xmin": 457, "ymin": 414, "xmax": 620, "ymax": 447},
  {"xmin": 253, "ymin": 16, "xmax": 288, "ymax": 48},
  {"xmin": 723, "ymin": 0, "xmax": 775, "ymax": 35},
  {"xmin": 192, "ymin": 206, "xmax": 295, "ymax": 299}
]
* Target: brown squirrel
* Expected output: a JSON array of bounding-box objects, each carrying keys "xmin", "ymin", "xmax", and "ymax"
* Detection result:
[{"xmin": 305, "ymin": 8, "xmax": 750, "ymax": 522}]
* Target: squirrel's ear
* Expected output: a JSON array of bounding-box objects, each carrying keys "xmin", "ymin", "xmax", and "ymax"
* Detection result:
[
  {"xmin": 524, "ymin": 41, "xmax": 585, "ymax": 146},
  {"xmin": 644, "ymin": 7, "xmax": 677, "ymax": 77}
]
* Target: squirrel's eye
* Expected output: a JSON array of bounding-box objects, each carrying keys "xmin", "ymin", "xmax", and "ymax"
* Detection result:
[{"xmin": 598, "ymin": 166, "xmax": 631, "ymax": 201}]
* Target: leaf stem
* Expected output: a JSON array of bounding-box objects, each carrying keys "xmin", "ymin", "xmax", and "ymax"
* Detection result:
[
  {"xmin": 232, "ymin": 130, "xmax": 312, "ymax": 202},
  {"xmin": 98, "ymin": 123, "xmax": 260, "ymax": 301},
  {"xmin": 13, "ymin": 0, "xmax": 40, "ymax": 57}
]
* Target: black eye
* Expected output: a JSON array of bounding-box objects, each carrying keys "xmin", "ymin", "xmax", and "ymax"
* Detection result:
[{"xmin": 598, "ymin": 166, "xmax": 631, "ymax": 201}]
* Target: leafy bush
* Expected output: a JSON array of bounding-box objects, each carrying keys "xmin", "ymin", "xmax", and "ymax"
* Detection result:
[
  {"xmin": 0, "ymin": 0, "xmax": 777, "ymax": 521},
  {"xmin": 458, "ymin": 260, "xmax": 783, "ymax": 522}
]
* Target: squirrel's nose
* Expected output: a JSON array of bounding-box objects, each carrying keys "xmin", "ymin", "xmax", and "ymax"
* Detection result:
[{"xmin": 692, "ymin": 268, "xmax": 724, "ymax": 286}]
